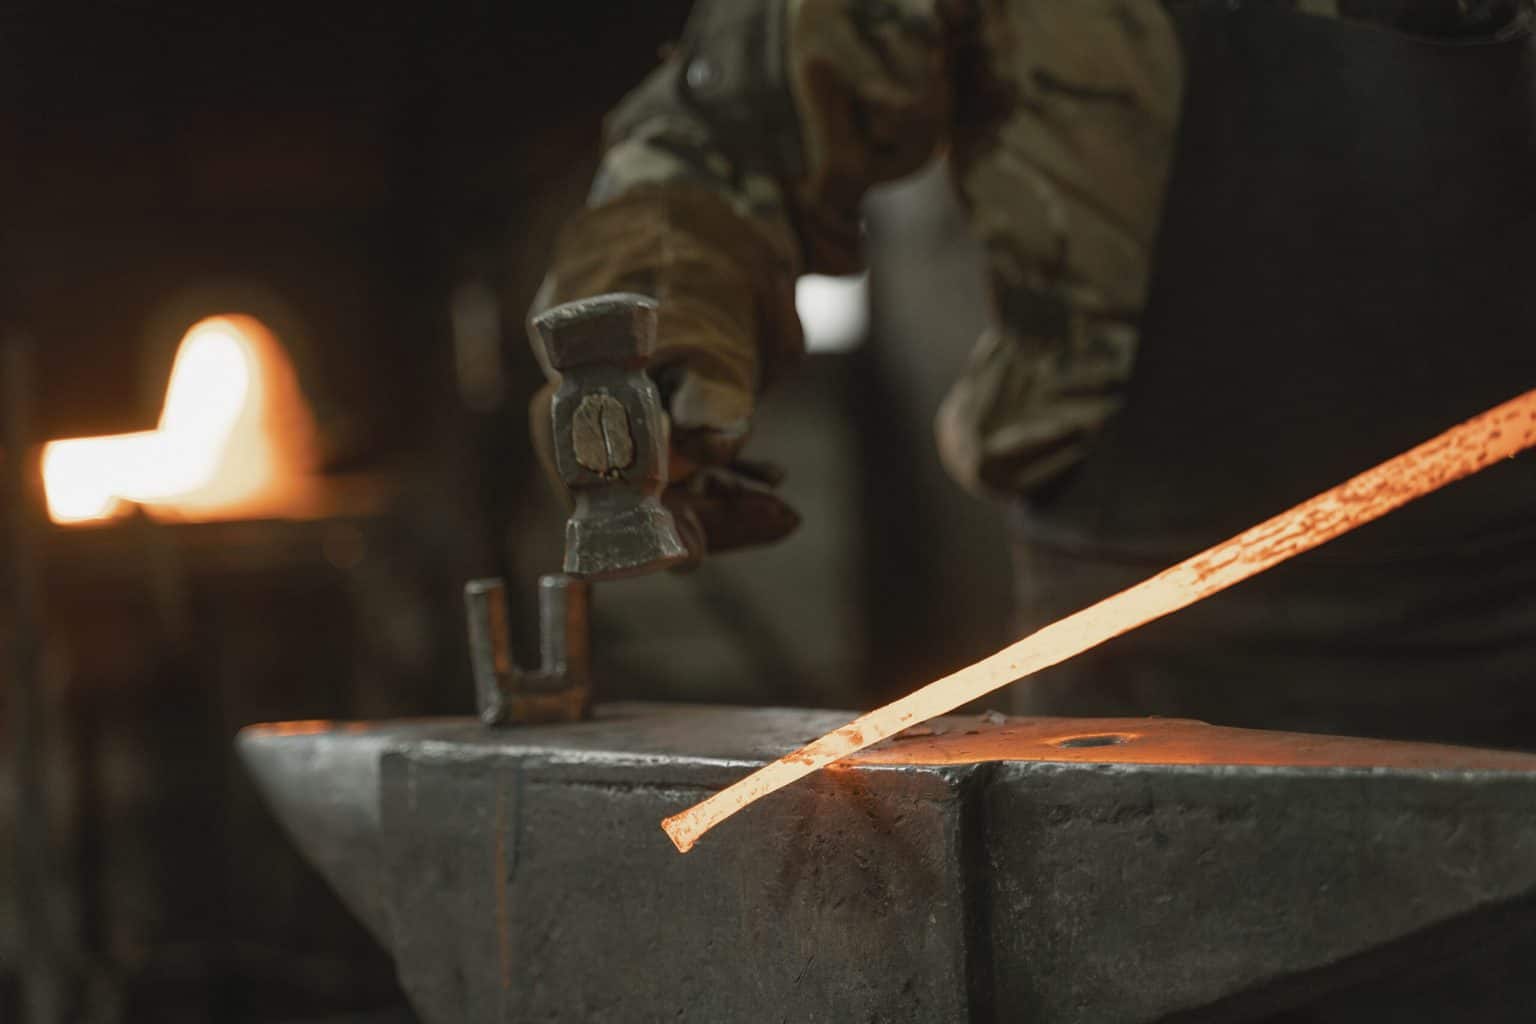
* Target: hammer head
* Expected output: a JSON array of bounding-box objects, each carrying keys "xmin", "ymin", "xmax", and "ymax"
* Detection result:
[{"xmin": 533, "ymin": 293, "xmax": 689, "ymax": 580}]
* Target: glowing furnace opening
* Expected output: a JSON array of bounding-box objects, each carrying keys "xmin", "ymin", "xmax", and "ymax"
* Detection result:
[{"xmin": 43, "ymin": 315, "xmax": 320, "ymax": 524}]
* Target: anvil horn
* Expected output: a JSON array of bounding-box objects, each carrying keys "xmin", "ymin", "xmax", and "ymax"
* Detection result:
[{"xmin": 237, "ymin": 720, "xmax": 396, "ymax": 951}]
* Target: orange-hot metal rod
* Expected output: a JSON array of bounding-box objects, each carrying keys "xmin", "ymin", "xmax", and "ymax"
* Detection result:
[{"xmin": 662, "ymin": 389, "xmax": 1536, "ymax": 853}]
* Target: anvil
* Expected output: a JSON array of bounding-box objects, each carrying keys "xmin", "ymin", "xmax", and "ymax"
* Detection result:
[{"xmin": 240, "ymin": 704, "xmax": 1536, "ymax": 1023}]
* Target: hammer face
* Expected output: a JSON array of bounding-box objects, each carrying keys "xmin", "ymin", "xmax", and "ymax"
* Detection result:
[{"xmin": 563, "ymin": 495, "xmax": 689, "ymax": 579}]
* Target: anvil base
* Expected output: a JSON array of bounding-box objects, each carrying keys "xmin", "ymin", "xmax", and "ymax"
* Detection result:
[{"xmin": 239, "ymin": 704, "xmax": 1536, "ymax": 1023}]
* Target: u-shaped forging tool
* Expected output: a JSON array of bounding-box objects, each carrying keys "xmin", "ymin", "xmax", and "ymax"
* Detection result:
[{"xmin": 464, "ymin": 574, "xmax": 591, "ymax": 726}]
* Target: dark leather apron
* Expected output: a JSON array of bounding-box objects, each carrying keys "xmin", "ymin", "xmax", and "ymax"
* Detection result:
[{"xmin": 1009, "ymin": 1, "xmax": 1536, "ymax": 748}]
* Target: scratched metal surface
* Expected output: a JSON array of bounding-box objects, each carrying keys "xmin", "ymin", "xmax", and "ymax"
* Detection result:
[{"xmin": 240, "ymin": 704, "xmax": 1536, "ymax": 1023}]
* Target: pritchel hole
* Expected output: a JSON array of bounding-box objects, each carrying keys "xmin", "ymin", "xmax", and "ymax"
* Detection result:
[{"xmin": 1054, "ymin": 733, "xmax": 1134, "ymax": 749}]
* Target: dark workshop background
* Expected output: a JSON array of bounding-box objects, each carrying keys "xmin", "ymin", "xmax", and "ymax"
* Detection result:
[{"xmin": 0, "ymin": 2, "xmax": 1011, "ymax": 1021}]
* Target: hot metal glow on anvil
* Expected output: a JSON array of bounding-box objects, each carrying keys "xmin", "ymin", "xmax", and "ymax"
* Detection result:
[{"xmin": 662, "ymin": 389, "xmax": 1536, "ymax": 851}]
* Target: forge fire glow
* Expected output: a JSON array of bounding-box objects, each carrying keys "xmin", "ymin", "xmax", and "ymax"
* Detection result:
[
  {"xmin": 42, "ymin": 315, "xmax": 319, "ymax": 525},
  {"xmin": 661, "ymin": 389, "xmax": 1536, "ymax": 853}
]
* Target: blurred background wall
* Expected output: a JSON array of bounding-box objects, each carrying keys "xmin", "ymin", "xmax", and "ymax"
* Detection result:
[{"xmin": 0, "ymin": 2, "xmax": 1011, "ymax": 1020}]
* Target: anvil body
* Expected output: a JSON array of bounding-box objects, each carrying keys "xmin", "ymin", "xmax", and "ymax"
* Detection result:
[{"xmin": 240, "ymin": 704, "xmax": 1536, "ymax": 1022}]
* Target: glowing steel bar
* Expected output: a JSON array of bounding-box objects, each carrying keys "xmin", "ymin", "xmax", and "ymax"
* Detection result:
[{"xmin": 662, "ymin": 390, "xmax": 1536, "ymax": 853}]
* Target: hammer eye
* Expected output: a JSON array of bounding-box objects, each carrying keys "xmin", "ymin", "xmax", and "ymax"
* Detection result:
[{"xmin": 570, "ymin": 393, "xmax": 636, "ymax": 477}]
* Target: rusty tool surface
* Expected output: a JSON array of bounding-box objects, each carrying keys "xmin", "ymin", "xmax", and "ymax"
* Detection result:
[
  {"xmin": 534, "ymin": 293, "xmax": 688, "ymax": 581},
  {"xmin": 464, "ymin": 574, "xmax": 591, "ymax": 725},
  {"xmin": 240, "ymin": 704, "xmax": 1536, "ymax": 1023},
  {"xmin": 663, "ymin": 389, "xmax": 1536, "ymax": 852}
]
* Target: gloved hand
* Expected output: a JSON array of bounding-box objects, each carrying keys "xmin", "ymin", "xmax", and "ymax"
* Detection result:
[{"xmin": 528, "ymin": 185, "xmax": 804, "ymax": 564}]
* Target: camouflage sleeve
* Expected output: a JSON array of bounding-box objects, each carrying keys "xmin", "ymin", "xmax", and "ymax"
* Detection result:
[
  {"xmin": 932, "ymin": 0, "xmax": 1527, "ymax": 501},
  {"xmin": 537, "ymin": 0, "xmax": 951, "ymax": 443},
  {"xmin": 934, "ymin": 0, "xmax": 1185, "ymax": 500}
]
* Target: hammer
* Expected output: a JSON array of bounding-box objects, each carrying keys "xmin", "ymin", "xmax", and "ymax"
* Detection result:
[
  {"xmin": 535, "ymin": 292, "xmax": 690, "ymax": 580},
  {"xmin": 464, "ymin": 293, "xmax": 690, "ymax": 725}
]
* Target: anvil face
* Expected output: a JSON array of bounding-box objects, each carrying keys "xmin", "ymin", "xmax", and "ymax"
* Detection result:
[{"xmin": 240, "ymin": 704, "xmax": 1536, "ymax": 1023}]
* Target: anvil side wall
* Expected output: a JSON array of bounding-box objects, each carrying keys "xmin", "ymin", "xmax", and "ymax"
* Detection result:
[
  {"xmin": 983, "ymin": 764, "xmax": 1536, "ymax": 1022},
  {"xmin": 379, "ymin": 749, "xmax": 975, "ymax": 1022}
]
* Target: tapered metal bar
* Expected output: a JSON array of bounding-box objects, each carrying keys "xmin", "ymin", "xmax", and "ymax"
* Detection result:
[
  {"xmin": 537, "ymin": 572, "xmax": 590, "ymax": 699},
  {"xmin": 465, "ymin": 578, "xmax": 514, "ymax": 724}
]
